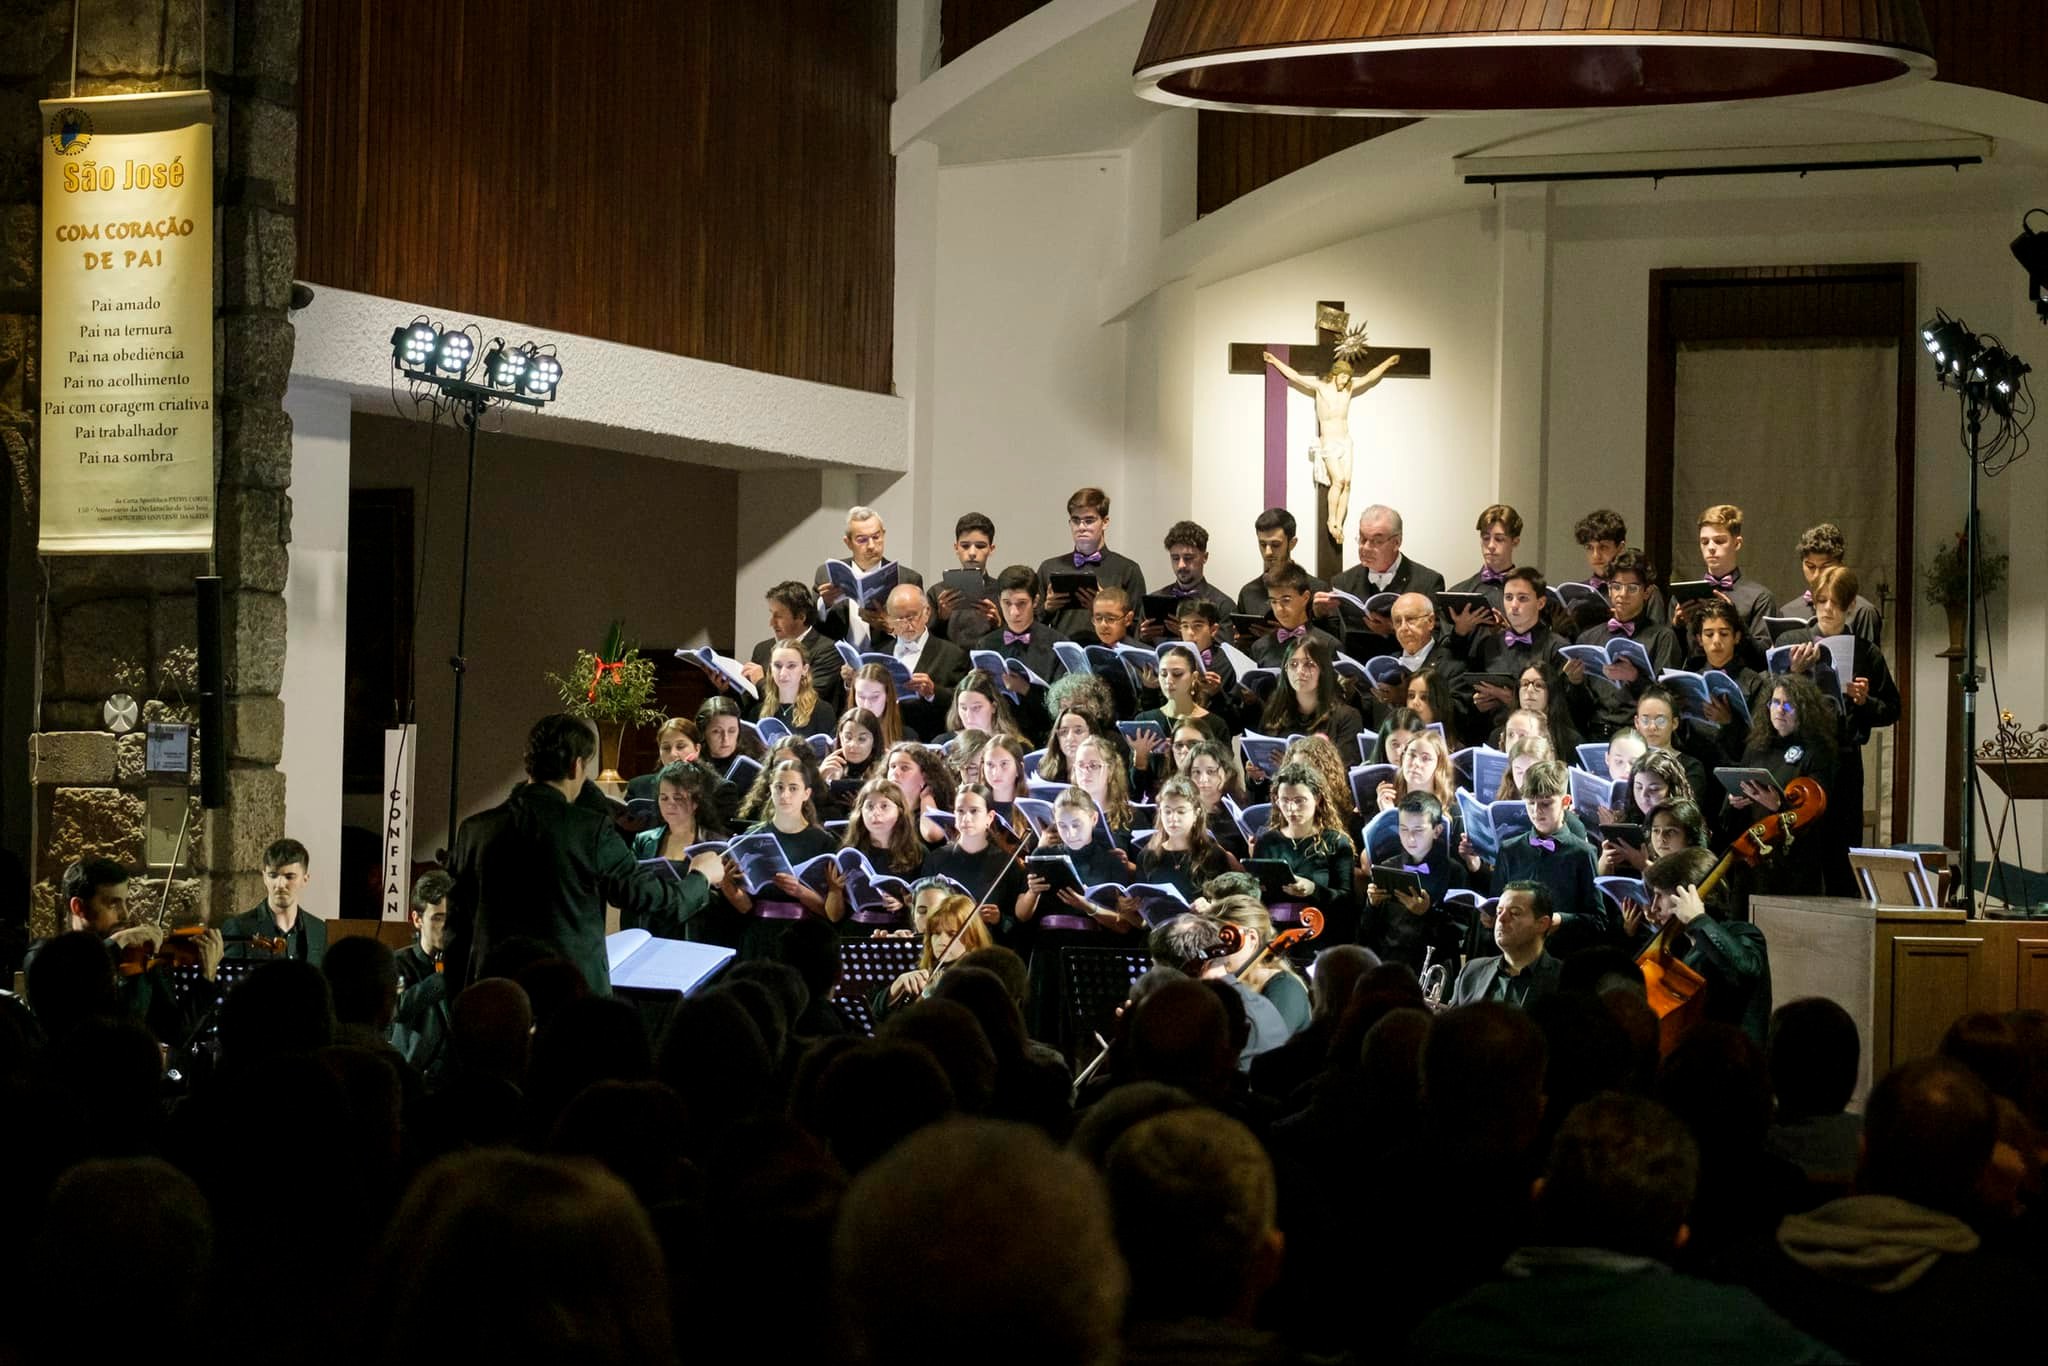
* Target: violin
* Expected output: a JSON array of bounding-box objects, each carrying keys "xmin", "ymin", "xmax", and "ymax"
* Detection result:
[
  {"xmin": 114, "ymin": 924, "xmax": 217, "ymax": 977},
  {"xmin": 1637, "ymin": 776, "xmax": 1826, "ymax": 1054}
]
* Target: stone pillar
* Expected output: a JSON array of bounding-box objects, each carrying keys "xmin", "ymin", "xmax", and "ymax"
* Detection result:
[{"xmin": 2, "ymin": 0, "xmax": 300, "ymax": 935}]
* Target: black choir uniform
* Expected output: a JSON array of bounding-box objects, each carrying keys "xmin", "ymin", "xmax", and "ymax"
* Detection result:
[
  {"xmin": 1569, "ymin": 615, "xmax": 1681, "ymax": 738},
  {"xmin": 1322, "ymin": 554, "xmax": 1447, "ymax": 656},
  {"xmin": 1772, "ymin": 627, "xmax": 1901, "ymax": 897},
  {"xmin": 1695, "ymin": 567, "xmax": 1779, "ymax": 658},
  {"xmin": 1257, "ymin": 700, "xmax": 1367, "ymax": 769},
  {"xmin": 748, "ymin": 628, "xmax": 847, "ymax": 711},
  {"xmin": 1251, "ymin": 826, "xmax": 1357, "ymax": 941},
  {"xmin": 769, "ymin": 698, "xmax": 839, "ymax": 739},
  {"xmin": 1484, "ymin": 826, "xmax": 1605, "ymax": 956},
  {"xmin": 1451, "ymin": 621, "xmax": 1563, "ymax": 680},
  {"xmin": 1133, "ymin": 843, "xmax": 1229, "ymax": 903},
  {"xmin": 1148, "ymin": 579, "xmax": 1237, "ymax": 636},
  {"xmin": 970, "ymin": 620, "xmax": 1070, "ymax": 744},
  {"xmin": 921, "ymin": 840, "xmax": 1027, "ymax": 942},
  {"xmin": 1714, "ymin": 733, "xmax": 1835, "ymax": 914},
  {"xmin": 1363, "ymin": 638, "xmax": 1473, "ymax": 746},
  {"xmin": 1024, "ymin": 834, "xmax": 1137, "ymax": 1047},
  {"xmin": 1249, "ymin": 623, "xmax": 1344, "ymax": 670},
  {"xmin": 813, "ymin": 559, "xmax": 925, "ymax": 647},
  {"xmin": 1777, "ymin": 588, "xmax": 1884, "ymax": 648},
  {"xmin": 1359, "ymin": 850, "xmax": 1467, "ymax": 976},
  {"xmin": 1446, "ymin": 566, "xmax": 1512, "ymax": 613},
  {"xmin": 1568, "ymin": 576, "xmax": 1672, "ymax": 635},
  {"xmin": 1036, "ymin": 548, "xmax": 1147, "ymax": 640},
  {"xmin": 871, "ymin": 628, "xmax": 971, "ymax": 741},
  {"xmin": 735, "ymin": 820, "xmax": 839, "ymax": 961},
  {"xmin": 934, "ymin": 567, "xmax": 998, "ymax": 645},
  {"xmin": 1237, "ymin": 565, "xmax": 1327, "ymax": 620}
]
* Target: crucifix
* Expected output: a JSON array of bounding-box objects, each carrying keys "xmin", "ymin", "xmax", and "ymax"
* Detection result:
[{"xmin": 1229, "ymin": 301, "xmax": 1430, "ymax": 579}]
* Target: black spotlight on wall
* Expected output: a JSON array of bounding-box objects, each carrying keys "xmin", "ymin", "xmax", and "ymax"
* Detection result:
[
  {"xmin": 2013, "ymin": 210, "xmax": 2048, "ymax": 322},
  {"xmin": 387, "ymin": 319, "xmax": 567, "ymax": 852}
]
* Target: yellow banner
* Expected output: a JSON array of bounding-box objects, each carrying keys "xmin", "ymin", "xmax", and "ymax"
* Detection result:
[{"xmin": 38, "ymin": 91, "xmax": 215, "ymax": 554}]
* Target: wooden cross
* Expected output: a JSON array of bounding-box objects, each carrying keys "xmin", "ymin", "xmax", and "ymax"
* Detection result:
[{"xmin": 1229, "ymin": 300, "xmax": 1431, "ymax": 579}]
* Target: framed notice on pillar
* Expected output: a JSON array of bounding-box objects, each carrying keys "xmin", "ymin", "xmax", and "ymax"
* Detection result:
[
  {"xmin": 382, "ymin": 726, "xmax": 418, "ymax": 922},
  {"xmin": 38, "ymin": 91, "xmax": 215, "ymax": 554}
]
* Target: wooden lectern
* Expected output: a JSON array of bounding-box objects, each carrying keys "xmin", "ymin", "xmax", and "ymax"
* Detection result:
[{"xmin": 1756, "ymin": 895, "xmax": 2048, "ymax": 1108}]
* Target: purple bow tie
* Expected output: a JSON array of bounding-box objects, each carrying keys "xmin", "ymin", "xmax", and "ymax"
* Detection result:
[
  {"xmin": 1479, "ymin": 566, "xmax": 1507, "ymax": 584},
  {"xmin": 1503, "ymin": 630, "xmax": 1534, "ymax": 647},
  {"xmin": 1402, "ymin": 863, "xmax": 1429, "ymax": 875},
  {"xmin": 1003, "ymin": 630, "xmax": 1031, "ymax": 646},
  {"xmin": 1169, "ymin": 583, "xmax": 1197, "ymax": 598},
  {"xmin": 1073, "ymin": 551, "xmax": 1103, "ymax": 567},
  {"xmin": 1586, "ymin": 575, "xmax": 1607, "ymax": 593},
  {"xmin": 1707, "ymin": 571, "xmax": 1737, "ymax": 590},
  {"xmin": 1606, "ymin": 618, "xmax": 1637, "ymax": 638},
  {"xmin": 1529, "ymin": 836, "xmax": 1556, "ymax": 852},
  {"xmin": 1199, "ymin": 649, "xmax": 1214, "ymax": 668},
  {"xmin": 1274, "ymin": 626, "xmax": 1306, "ymax": 643},
  {"xmin": 1802, "ymin": 589, "xmax": 1813, "ymax": 605}
]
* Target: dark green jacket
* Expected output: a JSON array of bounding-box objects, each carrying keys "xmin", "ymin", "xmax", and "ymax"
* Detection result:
[
  {"xmin": 446, "ymin": 782, "xmax": 688, "ymax": 996},
  {"xmin": 221, "ymin": 903, "xmax": 329, "ymax": 967}
]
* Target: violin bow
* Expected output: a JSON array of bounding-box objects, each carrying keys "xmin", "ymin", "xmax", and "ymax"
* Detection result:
[{"xmin": 924, "ymin": 824, "xmax": 1039, "ymax": 995}]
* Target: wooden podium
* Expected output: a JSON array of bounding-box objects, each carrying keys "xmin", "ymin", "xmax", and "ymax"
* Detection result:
[{"xmin": 1756, "ymin": 895, "xmax": 2048, "ymax": 1108}]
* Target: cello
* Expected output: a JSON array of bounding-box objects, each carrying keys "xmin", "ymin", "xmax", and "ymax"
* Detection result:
[{"xmin": 1637, "ymin": 776, "xmax": 1826, "ymax": 1056}]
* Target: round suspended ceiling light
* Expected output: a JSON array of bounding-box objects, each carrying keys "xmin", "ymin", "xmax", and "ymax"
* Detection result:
[{"xmin": 1132, "ymin": 2, "xmax": 1936, "ymax": 117}]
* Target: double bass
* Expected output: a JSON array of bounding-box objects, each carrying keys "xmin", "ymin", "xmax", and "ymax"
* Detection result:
[{"xmin": 1637, "ymin": 776, "xmax": 1826, "ymax": 1055}]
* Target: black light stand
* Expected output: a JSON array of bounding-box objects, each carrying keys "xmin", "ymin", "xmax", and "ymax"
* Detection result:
[
  {"xmin": 1958, "ymin": 393, "xmax": 1983, "ymax": 911},
  {"xmin": 389, "ymin": 322, "xmax": 562, "ymax": 854}
]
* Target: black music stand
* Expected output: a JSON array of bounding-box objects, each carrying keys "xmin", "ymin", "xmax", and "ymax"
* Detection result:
[
  {"xmin": 1058, "ymin": 946, "xmax": 1153, "ymax": 1066},
  {"xmin": 835, "ymin": 937, "xmax": 922, "ymax": 1037}
]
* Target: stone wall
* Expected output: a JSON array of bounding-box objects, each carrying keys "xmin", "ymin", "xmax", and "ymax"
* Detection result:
[{"xmin": 2, "ymin": 0, "xmax": 299, "ymax": 934}]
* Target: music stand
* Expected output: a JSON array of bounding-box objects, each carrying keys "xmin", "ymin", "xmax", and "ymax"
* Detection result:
[
  {"xmin": 835, "ymin": 937, "xmax": 922, "ymax": 1037},
  {"xmin": 1059, "ymin": 946, "xmax": 1153, "ymax": 1066}
]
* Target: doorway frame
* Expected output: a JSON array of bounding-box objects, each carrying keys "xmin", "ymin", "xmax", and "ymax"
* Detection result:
[{"xmin": 1645, "ymin": 263, "xmax": 1917, "ymax": 844}]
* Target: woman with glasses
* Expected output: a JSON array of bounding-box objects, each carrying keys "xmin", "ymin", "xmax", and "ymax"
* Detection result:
[{"xmin": 1720, "ymin": 671, "xmax": 1839, "ymax": 900}]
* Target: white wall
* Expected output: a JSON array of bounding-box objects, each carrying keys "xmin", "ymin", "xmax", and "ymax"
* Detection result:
[
  {"xmin": 1177, "ymin": 207, "xmax": 1506, "ymax": 592},
  {"xmin": 279, "ymin": 380, "xmax": 351, "ymax": 921}
]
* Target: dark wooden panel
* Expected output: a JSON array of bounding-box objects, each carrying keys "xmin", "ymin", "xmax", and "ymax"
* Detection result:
[
  {"xmin": 941, "ymin": 0, "xmax": 1055, "ymax": 64},
  {"xmin": 297, "ymin": 0, "xmax": 896, "ymax": 394},
  {"xmin": 1889, "ymin": 935, "xmax": 1985, "ymax": 1063},
  {"xmin": 1197, "ymin": 111, "xmax": 1418, "ymax": 216},
  {"xmin": 1925, "ymin": 0, "xmax": 2048, "ymax": 107}
]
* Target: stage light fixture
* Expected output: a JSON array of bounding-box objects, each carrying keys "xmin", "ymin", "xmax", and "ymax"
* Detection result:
[
  {"xmin": 482, "ymin": 343, "xmax": 529, "ymax": 391},
  {"xmin": 391, "ymin": 322, "xmax": 438, "ymax": 375},
  {"xmin": 522, "ymin": 352, "xmax": 562, "ymax": 400},
  {"xmin": 1921, "ymin": 314, "xmax": 1977, "ymax": 381},
  {"xmin": 433, "ymin": 329, "xmax": 475, "ymax": 377},
  {"xmin": 1969, "ymin": 347, "xmax": 2030, "ymax": 418},
  {"xmin": 2014, "ymin": 211, "xmax": 2048, "ymax": 322}
]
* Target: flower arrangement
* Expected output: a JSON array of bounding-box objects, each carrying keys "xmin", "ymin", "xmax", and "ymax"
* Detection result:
[
  {"xmin": 1923, "ymin": 530, "xmax": 2008, "ymax": 609},
  {"xmin": 548, "ymin": 620, "xmax": 662, "ymax": 727}
]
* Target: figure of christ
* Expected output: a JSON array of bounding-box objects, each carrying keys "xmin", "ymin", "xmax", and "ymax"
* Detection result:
[{"xmin": 1262, "ymin": 347, "xmax": 1400, "ymax": 547}]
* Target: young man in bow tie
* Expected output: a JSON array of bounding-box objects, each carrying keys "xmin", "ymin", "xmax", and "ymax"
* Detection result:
[
  {"xmin": 1780, "ymin": 521, "xmax": 1882, "ymax": 645},
  {"xmin": 1036, "ymin": 486, "xmax": 1147, "ymax": 638},
  {"xmin": 1463, "ymin": 760, "xmax": 1602, "ymax": 957},
  {"xmin": 1563, "ymin": 548, "xmax": 1679, "ymax": 739},
  {"xmin": 1360, "ymin": 792, "xmax": 1466, "ymax": 974},
  {"xmin": 1453, "ymin": 566, "xmax": 1558, "ymax": 719},
  {"xmin": 1249, "ymin": 564, "xmax": 1341, "ymax": 667},
  {"xmin": 1682, "ymin": 503, "xmax": 1777, "ymax": 656},
  {"xmin": 1447, "ymin": 503, "xmax": 1524, "ymax": 615}
]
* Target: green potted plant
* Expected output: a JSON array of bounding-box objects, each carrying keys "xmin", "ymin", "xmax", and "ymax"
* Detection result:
[{"xmin": 547, "ymin": 620, "xmax": 662, "ymax": 785}]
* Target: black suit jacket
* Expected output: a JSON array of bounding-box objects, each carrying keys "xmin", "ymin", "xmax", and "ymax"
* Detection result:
[
  {"xmin": 1449, "ymin": 949, "xmax": 1561, "ymax": 1007},
  {"xmin": 1330, "ymin": 554, "xmax": 1447, "ymax": 603},
  {"xmin": 222, "ymin": 903, "xmax": 329, "ymax": 967},
  {"xmin": 872, "ymin": 632, "xmax": 971, "ymax": 738},
  {"xmin": 445, "ymin": 782, "xmax": 688, "ymax": 997}
]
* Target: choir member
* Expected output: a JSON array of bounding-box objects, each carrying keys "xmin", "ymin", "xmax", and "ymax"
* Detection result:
[{"xmin": 1037, "ymin": 487, "xmax": 1147, "ymax": 639}]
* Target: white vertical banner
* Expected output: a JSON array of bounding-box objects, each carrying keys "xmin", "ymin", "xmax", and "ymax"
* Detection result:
[{"xmin": 382, "ymin": 725, "xmax": 417, "ymax": 922}]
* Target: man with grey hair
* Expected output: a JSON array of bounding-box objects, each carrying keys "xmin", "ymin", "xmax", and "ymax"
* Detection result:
[
  {"xmin": 815, "ymin": 504, "xmax": 923, "ymax": 649},
  {"xmin": 1320, "ymin": 503, "xmax": 1445, "ymax": 640}
]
